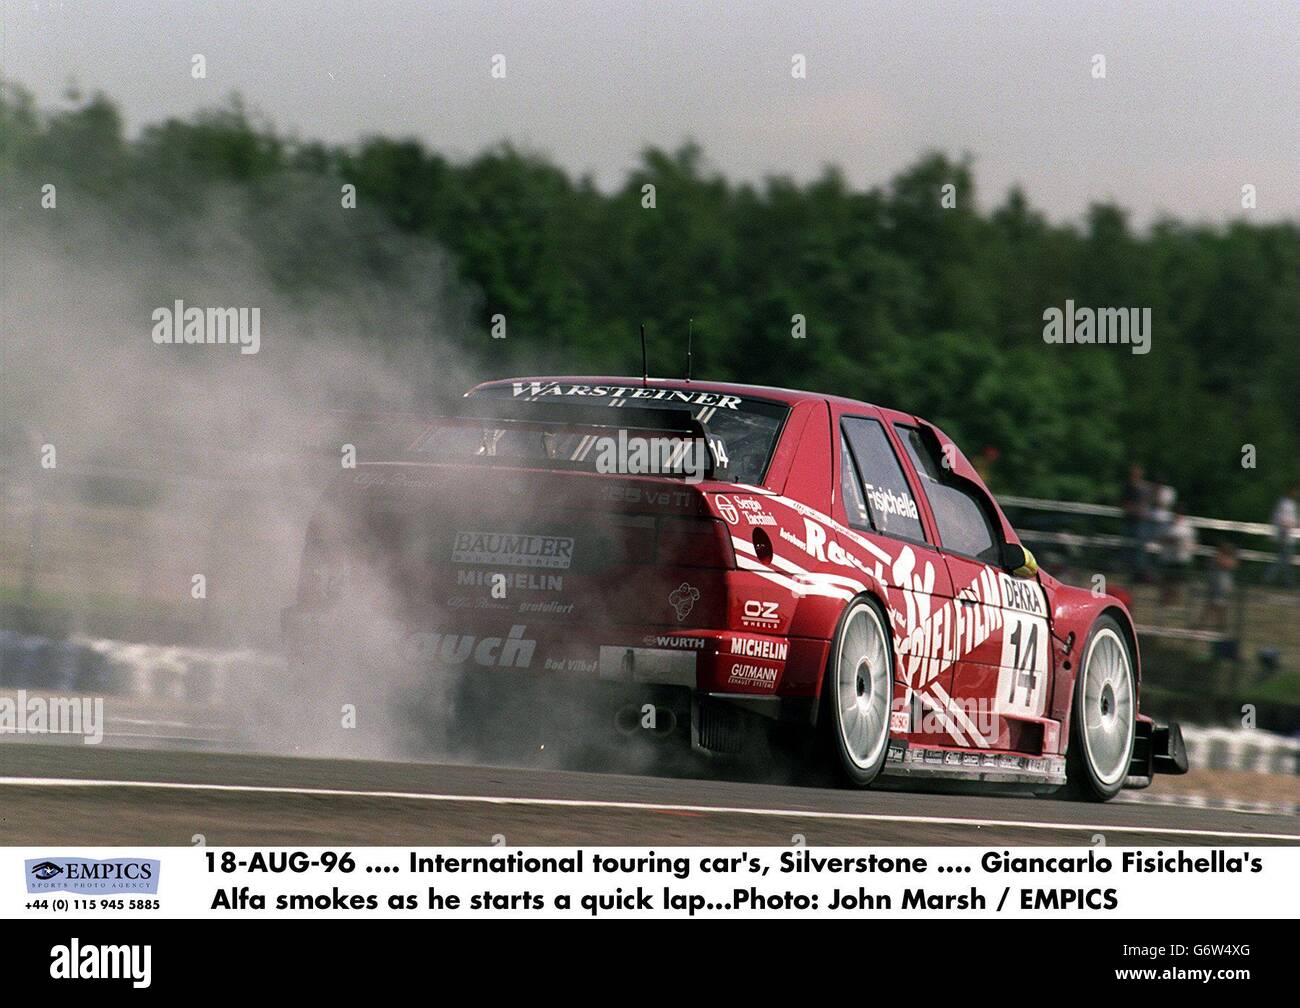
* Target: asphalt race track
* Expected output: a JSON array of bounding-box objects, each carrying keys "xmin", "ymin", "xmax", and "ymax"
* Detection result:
[{"xmin": 1, "ymin": 744, "xmax": 1296, "ymax": 846}]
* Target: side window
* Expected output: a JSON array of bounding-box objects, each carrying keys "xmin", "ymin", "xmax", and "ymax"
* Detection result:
[
  {"xmin": 896, "ymin": 425, "xmax": 999, "ymax": 563},
  {"xmin": 840, "ymin": 418, "xmax": 927, "ymax": 542},
  {"xmin": 840, "ymin": 438, "xmax": 871, "ymax": 528}
]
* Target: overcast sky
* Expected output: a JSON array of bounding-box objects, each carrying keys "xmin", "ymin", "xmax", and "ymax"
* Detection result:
[{"xmin": 4, "ymin": 0, "xmax": 1297, "ymax": 224}]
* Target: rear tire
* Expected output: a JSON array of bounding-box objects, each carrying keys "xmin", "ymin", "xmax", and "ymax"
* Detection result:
[
  {"xmin": 823, "ymin": 596, "xmax": 894, "ymax": 788},
  {"xmin": 1064, "ymin": 615, "xmax": 1136, "ymax": 801}
]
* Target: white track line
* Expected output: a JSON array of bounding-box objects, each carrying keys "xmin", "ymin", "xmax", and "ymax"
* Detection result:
[{"xmin": 1, "ymin": 776, "xmax": 1296, "ymax": 841}]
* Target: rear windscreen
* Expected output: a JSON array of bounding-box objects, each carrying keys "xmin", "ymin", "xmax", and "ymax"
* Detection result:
[{"xmin": 430, "ymin": 382, "xmax": 790, "ymax": 485}]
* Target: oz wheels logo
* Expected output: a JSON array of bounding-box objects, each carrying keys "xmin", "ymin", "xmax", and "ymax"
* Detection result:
[{"xmin": 743, "ymin": 599, "xmax": 780, "ymax": 627}]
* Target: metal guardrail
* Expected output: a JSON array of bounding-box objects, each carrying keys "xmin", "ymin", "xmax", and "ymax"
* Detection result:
[
  {"xmin": 1014, "ymin": 527, "xmax": 1285, "ymax": 568},
  {"xmin": 1000, "ymin": 494, "xmax": 1295, "ymax": 563}
]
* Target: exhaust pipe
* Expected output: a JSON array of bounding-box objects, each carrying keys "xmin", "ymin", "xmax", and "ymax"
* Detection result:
[{"xmin": 614, "ymin": 704, "xmax": 677, "ymax": 738}]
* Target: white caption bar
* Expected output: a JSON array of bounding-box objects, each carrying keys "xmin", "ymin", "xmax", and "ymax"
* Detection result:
[{"xmin": 4, "ymin": 846, "xmax": 1297, "ymax": 919}]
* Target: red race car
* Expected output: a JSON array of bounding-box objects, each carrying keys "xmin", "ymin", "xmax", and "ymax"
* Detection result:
[{"xmin": 283, "ymin": 376, "xmax": 1188, "ymax": 800}]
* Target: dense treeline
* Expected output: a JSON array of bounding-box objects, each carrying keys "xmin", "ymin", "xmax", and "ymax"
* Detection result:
[{"xmin": 2, "ymin": 82, "xmax": 1297, "ymax": 519}]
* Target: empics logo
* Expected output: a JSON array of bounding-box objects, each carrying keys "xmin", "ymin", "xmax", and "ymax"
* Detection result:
[
  {"xmin": 25, "ymin": 857, "xmax": 160, "ymax": 895},
  {"xmin": 50, "ymin": 940, "xmax": 152, "ymax": 989}
]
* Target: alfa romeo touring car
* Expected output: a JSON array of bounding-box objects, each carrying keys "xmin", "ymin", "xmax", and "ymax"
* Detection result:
[{"xmin": 282, "ymin": 376, "xmax": 1189, "ymax": 800}]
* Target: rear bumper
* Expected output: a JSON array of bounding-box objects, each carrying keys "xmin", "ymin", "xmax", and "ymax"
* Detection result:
[
  {"xmin": 281, "ymin": 605, "xmax": 825, "ymax": 699},
  {"xmin": 281, "ymin": 605, "xmax": 824, "ymax": 757}
]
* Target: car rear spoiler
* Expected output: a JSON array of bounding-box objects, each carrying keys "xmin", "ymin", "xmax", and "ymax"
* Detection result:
[{"xmin": 408, "ymin": 400, "xmax": 725, "ymax": 479}]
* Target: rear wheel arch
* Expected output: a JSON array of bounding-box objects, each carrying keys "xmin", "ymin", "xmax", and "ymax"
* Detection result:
[
  {"xmin": 1099, "ymin": 604, "xmax": 1141, "ymax": 688},
  {"xmin": 1064, "ymin": 611, "xmax": 1138, "ymax": 800}
]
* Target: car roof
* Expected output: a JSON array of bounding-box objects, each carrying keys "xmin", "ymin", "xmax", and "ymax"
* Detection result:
[{"xmin": 469, "ymin": 375, "xmax": 903, "ymax": 416}]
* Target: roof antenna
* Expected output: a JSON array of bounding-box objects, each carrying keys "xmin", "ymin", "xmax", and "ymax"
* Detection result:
[
  {"xmin": 686, "ymin": 317, "xmax": 693, "ymax": 382},
  {"xmin": 640, "ymin": 323, "xmax": 648, "ymax": 386}
]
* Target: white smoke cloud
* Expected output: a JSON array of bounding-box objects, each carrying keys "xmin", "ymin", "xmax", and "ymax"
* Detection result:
[{"xmin": 1, "ymin": 172, "xmax": 486, "ymax": 760}]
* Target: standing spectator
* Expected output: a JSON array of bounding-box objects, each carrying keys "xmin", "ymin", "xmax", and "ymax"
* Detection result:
[
  {"xmin": 1147, "ymin": 481, "xmax": 1178, "ymax": 585},
  {"xmin": 1201, "ymin": 542, "xmax": 1239, "ymax": 631},
  {"xmin": 1265, "ymin": 485, "xmax": 1298, "ymax": 588},
  {"xmin": 1160, "ymin": 505, "xmax": 1196, "ymax": 605},
  {"xmin": 1150, "ymin": 482, "xmax": 1175, "ymax": 541},
  {"xmin": 1122, "ymin": 464, "xmax": 1153, "ymax": 581}
]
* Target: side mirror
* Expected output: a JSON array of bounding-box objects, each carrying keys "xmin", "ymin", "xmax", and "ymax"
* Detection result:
[{"xmin": 999, "ymin": 542, "xmax": 1038, "ymax": 577}]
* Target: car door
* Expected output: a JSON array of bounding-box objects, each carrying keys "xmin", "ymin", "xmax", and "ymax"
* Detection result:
[
  {"xmin": 893, "ymin": 422, "xmax": 1052, "ymax": 752},
  {"xmin": 833, "ymin": 412, "xmax": 961, "ymax": 749}
]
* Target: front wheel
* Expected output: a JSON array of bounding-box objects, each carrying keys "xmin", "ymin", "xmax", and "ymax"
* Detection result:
[
  {"xmin": 1064, "ymin": 616, "xmax": 1136, "ymax": 801},
  {"xmin": 824, "ymin": 597, "xmax": 894, "ymax": 788}
]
